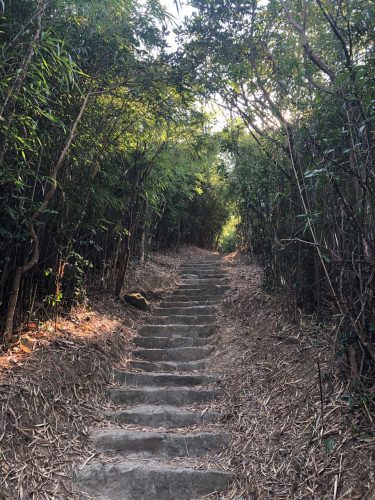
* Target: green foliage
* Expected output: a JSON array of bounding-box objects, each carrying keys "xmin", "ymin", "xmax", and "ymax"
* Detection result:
[
  {"xmin": 0, "ymin": 0, "xmax": 228, "ymax": 337},
  {"xmin": 4, "ymin": 0, "xmax": 374, "ymax": 388},
  {"xmin": 44, "ymin": 291, "xmax": 63, "ymax": 308},
  {"xmin": 218, "ymin": 215, "xmax": 238, "ymax": 253},
  {"xmin": 65, "ymin": 251, "xmax": 93, "ymax": 305},
  {"xmin": 181, "ymin": 0, "xmax": 375, "ymax": 383}
]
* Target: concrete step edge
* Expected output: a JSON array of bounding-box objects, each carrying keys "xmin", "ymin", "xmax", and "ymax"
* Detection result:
[
  {"xmin": 75, "ymin": 460, "xmax": 232, "ymax": 500},
  {"xmin": 114, "ymin": 370, "xmax": 217, "ymax": 385}
]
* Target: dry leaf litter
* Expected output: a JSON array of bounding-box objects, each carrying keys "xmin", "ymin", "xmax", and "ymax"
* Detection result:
[
  {"xmin": 1, "ymin": 247, "xmax": 373, "ymax": 499},
  {"xmin": 212, "ymin": 252, "xmax": 374, "ymax": 499}
]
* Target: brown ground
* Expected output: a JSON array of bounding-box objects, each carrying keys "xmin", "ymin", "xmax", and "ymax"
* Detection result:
[
  {"xmin": 214, "ymin": 252, "xmax": 375, "ymax": 499},
  {"xmin": 0, "ymin": 248, "xmax": 373, "ymax": 499}
]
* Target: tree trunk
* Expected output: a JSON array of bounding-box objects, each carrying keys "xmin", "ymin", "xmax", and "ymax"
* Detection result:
[
  {"xmin": 115, "ymin": 232, "xmax": 131, "ymax": 297},
  {"xmin": 3, "ymin": 91, "xmax": 91, "ymax": 343}
]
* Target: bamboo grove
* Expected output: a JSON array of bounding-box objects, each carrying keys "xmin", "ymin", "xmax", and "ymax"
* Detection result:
[
  {"xmin": 0, "ymin": 0, "xmax": 228, "ymax": 344},
  {"xmin": 180, "ymin": 0, "xmax": 375, "ymax": 385},
  {"xmin": 1, "ymin": 0, "xmax": 375, "ymax": 387}
]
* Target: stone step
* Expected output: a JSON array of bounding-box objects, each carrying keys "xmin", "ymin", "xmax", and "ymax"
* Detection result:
[
  {"xmin": 180, "ymin": 273, "xmax": 222, "ymax": 276},
  {"xmin": 180, "ymin": 271, "xmax": 222, "ymax": 275},
  {"xmin": 114, "ymin": 371, "xmax": 216, "ymax": 387},
  {"xmin": 162, "ymin": 297, "xmax": 221, "ymax": 306},
  {"xmin": 135, "ymin": 335, "xmax": 209, "ymax": 349},
  {"xmin": 160, "ymin": 299, "xmax": 219, "ymax": 307},
  {"xmin": 181, "ymin": 263, "xmax": 221, "ymax": 268},
  {"xmin": 172, "ymin": 287, "xmax": 228, "ymax": 297},
  {"xmin": 74, "ymin": 257, "xmax": 233, "ymax": 500},
  {"xmin": 182, "ymin": 260, "xmax": 222, "ymax": 264},
  {"xmin": 128, "ymin": 359, "xmax": 208, "ymax": 372},
  {"xmin": 181, "ymin": 278, "xmax": 227, "ymax": 285},
  {"xmin": 147, "ymin": 315, "xmax": 216, "ymax": 325},
  {"xmin": 179, "ymin": 280, "xmax": 228, "ymax": 285},
  {"xmin": 155, "ymin": 305, "xmax": 217, "ymax": 315},
  {"xmin": 76, "ymin": 461, "xmax": 232, "ymax": 500},
  {"xmin": 184, "ymin": 258, "xmax": 221, "ymax": 261},
  {"xmin": 178, "ymin": 284, "xmax": 229, "ymax": 291},
  {"xmin": 182, "ymin": 259, "xmax": 221, "ymax": 262},
  {"xmin": 139, "ymin": 324, "xmax": 214, "ymax": 337},
  {"xmin": 110, "ymin": 386, "xmax": 220, "ymax": 405},
  {"xmin": 134, "ymin": 347, "xmax": 211, "ymax": 362},
  {"xmin": 90, "ymin": 429, "xmax": 227, "ymax": 459},
  {"xmin": 180, "ymin": 266, "xmax": 224, "ymax": 276},
  {"xmin": 109, "ymin": 405, "xmax": 219, "ymax": 427},
  {"xmin": 180, "ymin": 269, "xmax": 228, "ymax": 278}
]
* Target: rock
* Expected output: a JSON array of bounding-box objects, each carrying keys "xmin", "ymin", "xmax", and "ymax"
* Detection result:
[{"xmin": 124, "ymin": 292, "xmax": 150, "ymax": 310}]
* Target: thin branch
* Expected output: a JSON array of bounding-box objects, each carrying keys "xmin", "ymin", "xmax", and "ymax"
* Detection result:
[{"xmin": 279, "ymin": 0, "xmax": 336, "ymax": 81}]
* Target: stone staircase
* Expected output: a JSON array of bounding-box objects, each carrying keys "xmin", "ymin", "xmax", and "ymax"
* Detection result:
[{"xmin": 76, "ymin": 257, "xmax": 232, "ymax": 499}]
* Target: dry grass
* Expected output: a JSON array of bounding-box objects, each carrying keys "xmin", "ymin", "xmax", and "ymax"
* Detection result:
[{"xmin": 212, "ymin": 253, "xmax": 375, "ymax": 499}]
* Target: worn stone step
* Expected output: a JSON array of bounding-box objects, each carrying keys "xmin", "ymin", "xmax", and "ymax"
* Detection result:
[
  {"xmin": 183, "ymin": 277, "xmax": 223, "ymax": 280},
  {"xmin": 135, "ymin": 335, "xmax": 209, "ymax": 349},
  {"xmin": 182, "ymin": 270, "xmax": 221, "ymax": 273},
  {"xmin": 181, "ymin": 263, "xmax": 221, "ymax": 267},
  {"xmin": 74, "ymin": 256, "xmax": 232, "ymax": 500},
  {"xmin": 182, "ymin": 260, "xmax": 220, "ymax": 263},
  {"xmin": 163, "ymin": 297, "xmax": 221, "ymax": 306},
  {"xmin": 178, "ymin": 284, "xmax": 229, "ymax": 291},
  {"xmin": 90, "ymin": 429, "xmax": 227, "ymax": 459},
  {"xmin": 76, "ymin": 461, "xmax": 232, "ymax": 500},
  {"xmin": 169, "ymin": 294, "xmax": 225, "ymax": 302},
  {"xmin": 180, "ymin": 276, "xmax": 224, "ymax": 281},
  {"xmin": 128, "ymin": 359, "xmax": 208, "ymax": 372},
  {"xmin": 183, "ymin": 258, "xmax": 221, "ymax": 262},
  {"xmin": 183, "ymin": 258, "xmax": 220, "ymax": 261},
  {"xmin": 181, "ymin": 271, "xmax": 225, "ymax": 276},
  {"xmin": 139, "ymin": 324, "xmax": 214, "ymax": 337},
  {"xmin": 110, "ymin": 386, "xmax": 220, "ymax": 405},
  {"xmin": 114, "ymin": 371, "xmax": 216, "ymax": 387},
  {"xmin": 108, "ymin": 405, "xmax": 219, "ymax": 427},
  {"xmin": 183, "ymin": 271, "xmax": 222, "ymax": 274},
  {"xmin": 160, "ymin": 299, "xmax": 219, "ymax": 307},
  {"xmin": 134, "ymin": 346, "xmax": 211, "ymax": 362},
  {"xmin": 172, "ymin": 287, "xmax": 228, "ymax": 297},
  {"xmin": 180, "ymin": 271, "xmax": 222, "ymax": 276},
  {"xmin": 180, "ymin": 271, "xmax": 222, "ymax": 275},
  {"xmin": 155, "ymin": 305, "xmax": 217, "ymax": 315},
  {"xmin": 181, "ymin": 278, "xmax": 227, "ymax": 285},
  {"xmin": 147, "ymin": 315, "xmax": 216, "ymax": 326}
]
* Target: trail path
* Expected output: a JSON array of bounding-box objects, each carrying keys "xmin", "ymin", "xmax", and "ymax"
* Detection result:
[{"xmin": 76, "ymin": 256, "xmax": 232, "ymax": 499}]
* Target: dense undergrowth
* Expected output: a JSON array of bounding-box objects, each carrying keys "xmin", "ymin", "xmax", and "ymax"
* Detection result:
[{"xmin": 0, "ymin": 0, "xmax": 229, "ymax": 344}]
